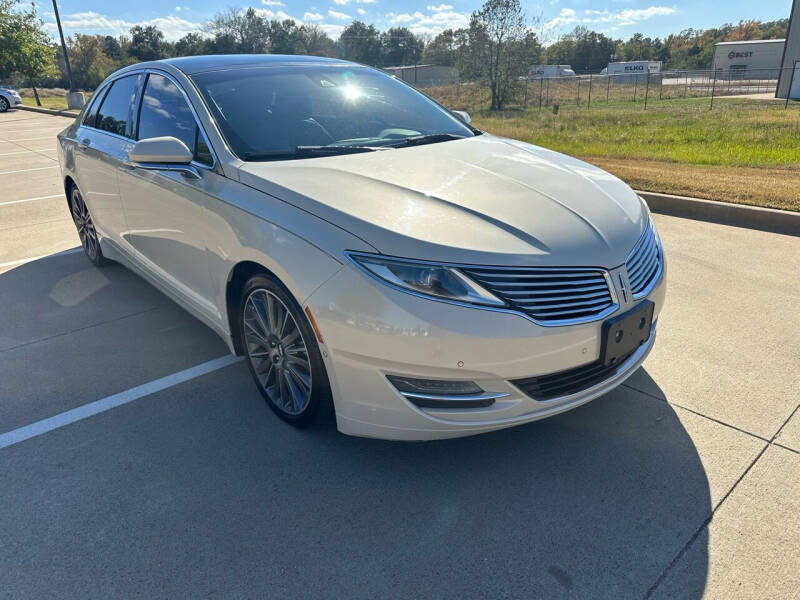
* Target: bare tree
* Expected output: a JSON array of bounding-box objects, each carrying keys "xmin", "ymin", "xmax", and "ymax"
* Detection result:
[{"xmin": 470, "ymin": 0, "xmax": 539, "ymax": 110}]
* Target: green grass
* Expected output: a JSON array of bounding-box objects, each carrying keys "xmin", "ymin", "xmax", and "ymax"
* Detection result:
[
  {"xmin": 20, "ymin": 96, "xmax": 79, "ymax": 111},
  {"xmin": 440, "ymin": 94, "xmax": 800, "ymax": 211},
  {"xmin": 469, "ymin": 98, "xmax": 800, "ymax": 169}
]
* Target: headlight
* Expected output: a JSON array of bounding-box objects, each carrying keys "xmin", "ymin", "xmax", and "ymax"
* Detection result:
[{"xmin": 347, "ymin": 253, "xmax": 505, "ymax": 306}]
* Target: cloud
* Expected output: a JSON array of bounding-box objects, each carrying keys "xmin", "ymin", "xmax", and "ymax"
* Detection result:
[
  {"xmin": 255, "ymin": 8, "xmax": 295, "ymax": 20},
  {"xmin": 328, "ymin": 8, "xmax": 352, "ymax": 20},
  {"xmin": 543, "ymin": 5, "xmax": 676, "ymax": 32},
  {"xmin": 261, "ymin": 0, "xmax": 285, "ymax": 4},
  {"xmin": 333, "ymin": 0, "xmax": 376, "ymax": 4},
  {"xmin": 319, "ymin": 23, "xmax": 346, "ymax": 37},
  {"xmin": 357, "ymin": 7, "xmax": 366, "ymax": 14},
  {"xmin": 42, "ymin": 11, "xmax": 202, "ymax": 41},
  {"xmin": 303, "ymin": 11, "xmax": 324, "ymax": 21},
  {"xmin": 386, "ymin": 8, "xmax": 469, "ymax": 35}
]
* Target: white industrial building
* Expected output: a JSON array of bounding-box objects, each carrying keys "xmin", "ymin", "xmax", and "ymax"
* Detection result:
[{"xmin": 712, "ymin": 39, "xmax": 785, "ymax": 77}]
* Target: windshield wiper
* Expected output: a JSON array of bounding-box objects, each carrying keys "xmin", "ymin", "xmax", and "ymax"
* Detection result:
[
  {"xmin": 242, "ymin": 145, "xmax": 392, "ymax": 161},
  {"xmin": 394, "ymin": 133, "xmax": 466, "ymax": 147},
  {"xmin": 295, "ymin": 145, "xmax": 393, "ymax": 157}
]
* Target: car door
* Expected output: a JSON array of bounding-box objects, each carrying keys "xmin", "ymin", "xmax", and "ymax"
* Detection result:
[
  {"xmin": 117, "ymin": 71, "xmax": 219, "ymax": 319},
  {"xmin": 73, "ymin": 74, "xmax": 142, "ymax": 242}
]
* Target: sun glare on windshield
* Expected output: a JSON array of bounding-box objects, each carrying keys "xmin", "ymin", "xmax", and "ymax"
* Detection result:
[{"xmin": 343, "ymin": 84, "xmax": 362, "ymax": 101}]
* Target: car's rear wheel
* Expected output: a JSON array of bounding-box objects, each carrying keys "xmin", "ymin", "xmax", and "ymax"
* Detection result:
[
  {"xmin": 0, "ymin": 97, "xmax": 9, "ymax": 112},
  {"xmin": 69, "ymin": 185, "xmax": 110, "ymax": 267},
  {"xmin": 240, "ymin": 274, "xmax": 331, "ymax": 427}
]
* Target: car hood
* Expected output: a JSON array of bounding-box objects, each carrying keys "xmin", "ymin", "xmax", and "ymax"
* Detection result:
[{"xmin": 237, "ymin": 134, "xmax": 647, "ymax": 268}]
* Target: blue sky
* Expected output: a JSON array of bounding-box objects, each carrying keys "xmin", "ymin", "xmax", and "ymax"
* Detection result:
[{"xmin": 37, "ymin": 0, "xmax": 794, "ymax": 43}]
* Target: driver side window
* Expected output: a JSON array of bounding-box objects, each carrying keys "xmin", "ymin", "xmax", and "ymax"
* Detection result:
[{"xmin": 137, "ymin": 73, "xmax": 213, "ymax": 166}]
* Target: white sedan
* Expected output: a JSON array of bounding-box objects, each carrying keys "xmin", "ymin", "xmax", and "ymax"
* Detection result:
[
  {"xmin": 0, "ymin": 86, "xmax": 22, "ymax": 112},
  {"xmin": 57, "ymin": 55, "xmax": 665, "ymax": 440}
]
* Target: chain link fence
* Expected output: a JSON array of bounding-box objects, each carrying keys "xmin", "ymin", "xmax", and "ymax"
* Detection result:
[{"xmin": 419, "ymin": 67, "xmax": 800, "ymax": 113}]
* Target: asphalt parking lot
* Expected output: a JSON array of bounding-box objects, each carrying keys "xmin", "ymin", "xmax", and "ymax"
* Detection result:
[{"xmin": 1, "ymin": 109, "xmax": 798, "ymax": 599}]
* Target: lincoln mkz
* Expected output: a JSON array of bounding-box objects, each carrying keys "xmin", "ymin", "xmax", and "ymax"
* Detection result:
[{"xmin": 58, "ymin": 55, "xmax": 665, "ymax": 440}]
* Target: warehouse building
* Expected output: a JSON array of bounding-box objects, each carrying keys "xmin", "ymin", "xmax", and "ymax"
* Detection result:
[
  {"xmin": 777, "ymin": 0, "xmax": 800, "ymax": 99},
  {"xmin": 383, "ymin": 64, "xmax": 458, "ymax": 87},
  {"xmin": 712, "ymin": 39, "xmax": 786, "ymax": 78}
]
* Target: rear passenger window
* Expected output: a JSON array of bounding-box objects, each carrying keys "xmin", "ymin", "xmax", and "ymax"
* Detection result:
[
  {"xmin": 82, "ymin": 89, "xmax": 104, "ymax": 128},
  {"xmin": 138, "ymin": 73, "xmax": 212, "ymax": 166},
  {"xmin": 95, "ymin": 75, "xmax": 139, "ymax": 137}
]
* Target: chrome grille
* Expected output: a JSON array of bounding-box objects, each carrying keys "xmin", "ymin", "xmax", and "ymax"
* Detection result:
[
  {"xmin": 460, "ymin": 266, "xmax": 615, "ymax": 324},
  {"xmin": 626, "ymin": 223, "xmax": 662, "ymax": 298}
]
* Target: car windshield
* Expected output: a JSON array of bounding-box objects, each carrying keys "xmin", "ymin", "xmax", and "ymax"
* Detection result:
[{"xmin": 190, "ymin": 65, "xmax": 476, "ymax": 161}]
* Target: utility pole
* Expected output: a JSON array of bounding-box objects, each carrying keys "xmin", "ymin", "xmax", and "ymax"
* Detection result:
[{"xmin": 52, "ymin": 0, "xmax": 74, "ymax": 92}]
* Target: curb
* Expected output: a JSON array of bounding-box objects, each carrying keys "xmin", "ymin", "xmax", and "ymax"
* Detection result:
[
  {"xmin": 16, "ymin": 105, "xmax": 78, "ymax": 118},
  {"xmin": 637, "ymin": 191, "xmax": 800, "ymax": 237}
]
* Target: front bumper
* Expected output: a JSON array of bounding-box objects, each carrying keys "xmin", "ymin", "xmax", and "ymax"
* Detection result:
[{"xmin": 305, "ymin": 259, "xmax": 666, "ymax": 441}]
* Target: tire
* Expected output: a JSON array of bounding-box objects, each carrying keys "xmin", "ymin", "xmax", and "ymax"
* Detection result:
[
  {"xmin": 69, "ymin": 184, "xmax": 110, "ymax": 267},
  {"xmin": 0, "ymin": 97, "xmax": 9, "ymax": 112},
  {"xmin": 239, "ymin": 274, "xmax": 332, "ymax": 427}
]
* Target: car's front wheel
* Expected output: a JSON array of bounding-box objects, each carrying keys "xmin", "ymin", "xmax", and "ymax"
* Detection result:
[
  {"xmin": 0, "ymin": 97, "xmax": 9, "ymax": 112},
  {"xmin": 69, "ymin": 185, "xmax": 110, "ymax": 267},
  {"xmin": 240, "ymin": 275, "xmax": 332, "ymax": 427}
]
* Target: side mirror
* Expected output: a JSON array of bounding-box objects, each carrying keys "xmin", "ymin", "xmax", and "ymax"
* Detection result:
[
  {"xmin": 452, "ymin": 110, "xmax": 471, "ymax": 124},
  {"xmin": 129, "ymin": 136, "xmax": 192, "ymax": 165}
]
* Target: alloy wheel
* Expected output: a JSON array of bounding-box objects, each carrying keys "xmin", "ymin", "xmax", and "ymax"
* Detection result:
[
  {"xmin": 243, "ymin": 289, "xmax": 313, "ymax": 415},
  {"xmin": 0, "ymin": 97, "xmax": 8, "ymax": 112},
  {"xmin": 70, "ymin": 188, "xmax": 99, "ymax": 261}
]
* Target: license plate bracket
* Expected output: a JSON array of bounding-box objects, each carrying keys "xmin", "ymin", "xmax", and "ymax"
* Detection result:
[{"xmin": 600, "ymin": 301, "xmax": 654, "ymax": 367}]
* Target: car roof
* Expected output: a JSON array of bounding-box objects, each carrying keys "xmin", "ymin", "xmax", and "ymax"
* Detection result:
[{"xmin": 159, "ymin": 54, "xmax": 353, "ymax": 75}]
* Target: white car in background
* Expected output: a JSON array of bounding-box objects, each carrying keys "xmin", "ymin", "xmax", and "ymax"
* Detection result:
[
  {"xmin": 0, "ymin": 86, "xmax": 23, "ymax": 112},
  {"xmin": 57, "ymin": 55, "xmax": 665, "ymax": 440}
]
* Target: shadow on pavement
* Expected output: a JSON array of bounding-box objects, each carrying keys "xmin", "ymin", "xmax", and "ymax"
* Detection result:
[{"xmin": 0, "ymin": 250, "xmax": 710, "ymax": 598}]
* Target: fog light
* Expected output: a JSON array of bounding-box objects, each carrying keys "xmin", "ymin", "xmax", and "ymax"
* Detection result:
[
  {"xmin": 387, "ymin": 375, "xmax": 481, "ymax": 396},
  {"xmin": 386, "ymin": 375, "xmax": 507, "ymax": 409}
]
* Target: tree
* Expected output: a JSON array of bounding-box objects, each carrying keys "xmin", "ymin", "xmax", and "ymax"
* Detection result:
[
  {"xmin": 101, "ymin": 35, "xmax": 123, "ymax": 61},
  {"xmin": 0, "ymin": 0, "xmax": 56, "ymax": 82},
  {"xmin": 381, "ymin": 27, "xmax": 423, "ymax": 67},
  {"xmin": 300, "ymin": 24, "xmax": 337, "ymax": 57},
  {"xmin": 268, "ymin": 19, "xmax": 305, "ymax": 55},
  {"xmin": 546, "ymin": 27, "xmax": 617, "ymax": 73},
  {"xmin": 129, "ymin": 25, "xmax": 166, "ymax": 61},
  {"xmin": 175, "ymin": 32, "xmax": 209, "ymax": 56},
  {"xmin": 207, "ymin": 7, "xmax": 269, "ymax": 54},
  {"xmin": 470, "ymin": 0, "xmax": 539, "ymax": 109},
  {"xmin": 67, "ymin": 34, "xmax": 114, "ymax": 88},
  {"xmin": 424, "ymin": 29, "xmax": 458, "ymax": 66},
  {"xmin": 339, "ymin": 21, "xmax": 382, "ymax": 66}
]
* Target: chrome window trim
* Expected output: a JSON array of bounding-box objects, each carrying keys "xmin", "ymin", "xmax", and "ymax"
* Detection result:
[
  {"xmin": 345, "ymin": 250, "xmax": 621, "ymax": 328},
  {"xmin": 80, "ymin": 68, "xmax": 218, "ymax": 173},
  {"xmin": 83, "ymin": 72, "xmax": 143, "ymax": 139},
  {"xmin": 135, "ymin": 69, "xmax": 218, "ymax": 171}
]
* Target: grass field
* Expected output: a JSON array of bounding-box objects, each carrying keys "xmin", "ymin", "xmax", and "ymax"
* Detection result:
[
  {"xmin": 427, "ymin": 85, "xmax": 800, "ymax": 211},
  {"xmin": 19, "ymin": 88, "xmax": 85, "ymax": 112}
]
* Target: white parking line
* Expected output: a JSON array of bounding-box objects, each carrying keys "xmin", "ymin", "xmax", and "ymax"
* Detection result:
[
  {"xmin": 0, "ymin": 136, "xmax": 56, "ymax": 142},
  {"xmin": 0, "ymin": 193, "xmax": 62, "ymax": 207},
  {"xmin": 0, "ymin": 247, "xmax": 82, "ymax": 269},
  {"xmin": 0, "ymin": 354, "xmax": 243, "ymax": 450},
  {"xmin": 0, "ymin": 165, "xmax": 57, "ymax": 175},
  {"xmin": 0, "ymin": 150, "xmax": 52, "ymax": 157}
]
